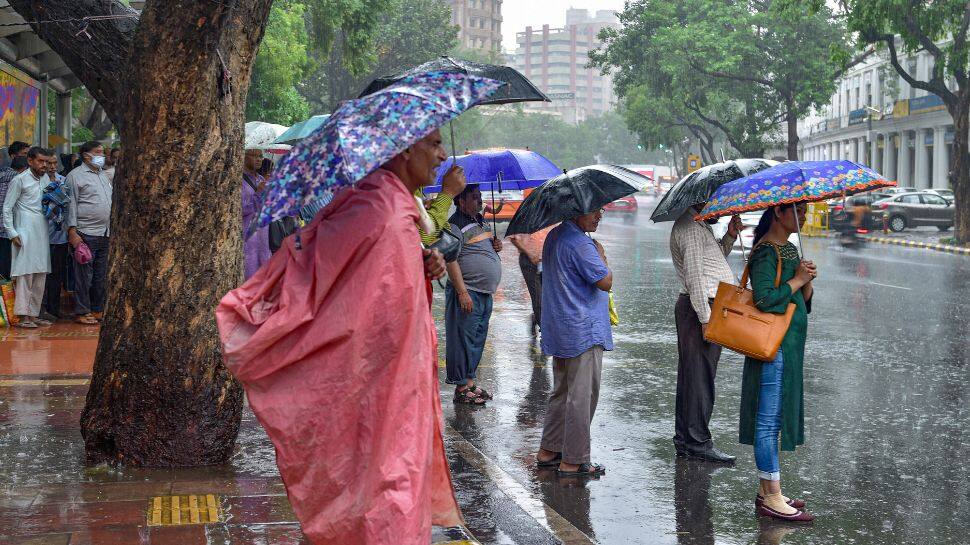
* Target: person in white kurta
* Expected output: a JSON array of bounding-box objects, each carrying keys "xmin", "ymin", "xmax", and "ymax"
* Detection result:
[{"xmin": 2, "ymin": 150, "xmax": 52, "ymax": 327}]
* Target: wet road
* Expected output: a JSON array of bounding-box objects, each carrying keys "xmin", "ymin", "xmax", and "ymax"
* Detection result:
[{"xmin": 436, "ymin": 195, "xmax": 970, "ymax": 545}]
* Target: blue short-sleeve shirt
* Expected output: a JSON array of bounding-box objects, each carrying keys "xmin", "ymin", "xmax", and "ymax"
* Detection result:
[{"xmin": 540, "ymin": 221, "xmax": 613, "ymax": 358}]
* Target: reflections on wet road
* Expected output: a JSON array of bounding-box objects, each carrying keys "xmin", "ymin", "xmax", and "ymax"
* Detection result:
[{"xmin": 439, "ymin": 196, "xmax": 970, "ymax": 545}]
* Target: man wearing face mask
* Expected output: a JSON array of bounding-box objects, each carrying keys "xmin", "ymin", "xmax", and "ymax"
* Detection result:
[{"xmin": 65, "ymin": 141, "xmax": 112, "ymax": 326}]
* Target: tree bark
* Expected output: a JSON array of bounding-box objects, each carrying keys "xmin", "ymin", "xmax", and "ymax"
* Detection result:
[
  {"xmin": 10, "ymin": 0, "xmax": 273, "ymax": 465},
  {"xmin": 948, "ymin": 91, "xmax": 970, "ymax": 244},
  {"xmin": 785, "ymin": 98, "xmax": 799, "ymax": 160}
]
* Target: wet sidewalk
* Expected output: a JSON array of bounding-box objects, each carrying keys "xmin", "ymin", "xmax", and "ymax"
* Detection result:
[{"xmin": 0, "ymin": 323, "xmax": 481, "ymax": 545}]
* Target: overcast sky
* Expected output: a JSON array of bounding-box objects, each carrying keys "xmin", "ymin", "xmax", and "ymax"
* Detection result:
[{"xmin": 501, "ymin": 1, "xmax": 626, "ymax": 51}]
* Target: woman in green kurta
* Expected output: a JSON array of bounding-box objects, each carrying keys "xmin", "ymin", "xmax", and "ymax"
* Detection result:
[{"xmin": 740, "ymin": 203, "xmax": 817, "ymax": 522}]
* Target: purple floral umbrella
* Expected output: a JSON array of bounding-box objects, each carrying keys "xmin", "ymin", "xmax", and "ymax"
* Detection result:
[{"xmin": 248, "ymin": 72, "xmax": 505, "ymax": 236}]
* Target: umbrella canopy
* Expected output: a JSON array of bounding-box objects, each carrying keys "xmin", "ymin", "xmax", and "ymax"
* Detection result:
[
  {"xmin": 506, "ymin": 165, "xmax": 651, "ymax": 236},
  {"xmin": 650, "ymin": 159, "xmax": 778, "ymax": 222},
  {"xmin": 359, "ymin": 56, "xmax": 549, "ymax": 105},
  {"xmin": 695, "ymin": 160, "xmax": 896, "ymax": 221},
  {"xmin": 250, "ymin": 72, "xmax": 504, "ymax": 236},
  {"xmin": 423, "ymin": 148, "xmax": 561, "ymax": 193},
  {"xmin": 271, "ymin": 115, "xmax": 331, "ymax": 145},
  {"xmin": 245, "ymin": 121, "xmax": 289, "ymax": 149}
]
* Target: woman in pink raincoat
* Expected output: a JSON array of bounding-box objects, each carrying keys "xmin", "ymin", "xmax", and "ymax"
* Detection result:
[{"xmin": 217, "ymin": 130, "xmax": 460, "ymax": 545}]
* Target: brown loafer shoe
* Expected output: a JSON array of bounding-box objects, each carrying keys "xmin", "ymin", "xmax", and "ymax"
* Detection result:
[
  {"xmin": 757, "ymin": 504, "xmax": 815, "ymax": 522},
  {"xmin": 756, "ymin": 494, "xmax": 806, "ymax": 509}
]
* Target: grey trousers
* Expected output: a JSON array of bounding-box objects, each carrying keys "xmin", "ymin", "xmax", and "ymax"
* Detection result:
[
  {"xmin": 518, "ymin": 253, "xmax": 542, "ymax": 326},
  {"xmin": 540, "ymin": 345, "xmax": 603, "ymax": 465}
]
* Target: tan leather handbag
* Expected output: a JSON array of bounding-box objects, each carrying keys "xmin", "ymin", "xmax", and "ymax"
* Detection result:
[{"xmin": 704, "ymin": 243, "xmax": 795, "ymax": 361}]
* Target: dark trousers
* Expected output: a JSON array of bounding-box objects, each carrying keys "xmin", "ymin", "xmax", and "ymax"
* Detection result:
[
  {"xmin": 445, "ymin": 284, "xmax": 493, "ymax": 386},
  {"xmin": 42, "ymin": 243, "xmax": 69, "ymax": 317},
  {"xmin": 73, "ymin": 233, "xmax": 109, "ymax": 315},
  {"xmin": 674, "ymin": 294, "xmax": 722, "ymax": 454},
  {"xmin": 0, "ymin": 237, "xmax": 10, "ymax": 279},
  {"xmin": 518, "ymin": 253, "xmax": 542, "ymax": 327}
]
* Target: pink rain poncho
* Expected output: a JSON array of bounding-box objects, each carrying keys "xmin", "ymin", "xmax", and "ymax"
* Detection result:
[{"xmin": 216, "ymin": 169, "xmax": 462, "ymax": 544}]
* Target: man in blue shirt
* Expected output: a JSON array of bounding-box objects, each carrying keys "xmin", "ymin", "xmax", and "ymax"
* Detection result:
[{"xmin": 535, "ymin": 209, "xmax": 613, "ymax": 476}]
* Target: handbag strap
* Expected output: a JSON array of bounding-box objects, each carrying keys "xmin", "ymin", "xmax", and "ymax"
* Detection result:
[{"xmin": 739, "ymin": 241, "xmax": 783, "ymax": 289}]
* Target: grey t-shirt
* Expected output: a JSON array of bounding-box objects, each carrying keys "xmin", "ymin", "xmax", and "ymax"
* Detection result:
[{"xmin": 450, "ymin": 211, "xmax": 502, "ymax": 294}]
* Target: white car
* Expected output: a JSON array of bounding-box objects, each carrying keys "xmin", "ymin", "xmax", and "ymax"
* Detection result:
[
  {"xmin": 712, "ymin": 211, "xmax": 799, "ymax": 253},
  {"xmin": 925, "ymin": 188, "xmax": 954, "ymax": 203}
]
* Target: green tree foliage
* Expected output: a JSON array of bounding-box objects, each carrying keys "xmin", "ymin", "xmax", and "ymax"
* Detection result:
[
  {"xmin": 806, "ymin": 0, "xmax": 970, "ymax": 242},
  {"xmin": 591, "ymin": 0, "xmax": 851, "ymax": 160},
  {"xmin": 246, "ymin": 1, "xmax": 311, "ymax": 125},
  {"xmin": 449, "ymin": 109, "xmax": 654, "ymax": 170},
  {"xmin": 303, "ymin": 0, "xmax": 458, "ymax": 112},
  {"xmin": 247, "ymin": 0, "xmax": 392, "ymax": 123}
]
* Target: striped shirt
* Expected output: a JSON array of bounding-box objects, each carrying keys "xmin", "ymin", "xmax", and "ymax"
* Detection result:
[{"xmin": 670, "ymin": 209, "xmax": 736, "ymax": 324}]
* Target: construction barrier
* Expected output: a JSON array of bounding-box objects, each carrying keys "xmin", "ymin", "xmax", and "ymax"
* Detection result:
[{"xmin": 802, "ymin": 202, "xmax": 829, "ymax": 235}]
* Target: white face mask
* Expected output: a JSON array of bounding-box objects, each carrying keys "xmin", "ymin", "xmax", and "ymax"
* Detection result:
[{"xmin": 90, "ymin": 155, "xmax": 106, "ymax": 169}]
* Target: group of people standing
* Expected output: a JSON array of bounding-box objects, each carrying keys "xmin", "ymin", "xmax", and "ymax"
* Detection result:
[
  {"xmin": 0, "ymin": 140, "xmax": 116, "ymax": 328},
  {"xmin": 220, "ymin": 122, "xmax": 823, "ymax": 544},
  {"xmin": 428, "ymin": 174, "xmax": 820, "ymax": 519}
]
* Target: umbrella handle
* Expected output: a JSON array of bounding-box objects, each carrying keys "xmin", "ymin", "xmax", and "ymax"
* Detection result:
[
  {"xmin": 794, "ymin": 203, "xmax": 805, "ymax": 260},
  {"xmin": 449, "ymin": 122, "xmax": 459, "ymax": 166}
]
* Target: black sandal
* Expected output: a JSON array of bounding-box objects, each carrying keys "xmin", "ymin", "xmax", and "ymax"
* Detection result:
[
  {"xmin": 536, "ymin": 452, "xmax": 562, "ymax": 467},
  {"xmin": 469, "ymin": 384, "xmax": 493, "ymax": 400},
  {"xmin": 454, "ymin": 387, "xmax": 486, "ymax": 405},
  {"xmin": 557, "ymin": 462, "xmax": 606, "ymax": 477}
]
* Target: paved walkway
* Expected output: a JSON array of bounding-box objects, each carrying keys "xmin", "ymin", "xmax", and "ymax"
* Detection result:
[{"xmin": 0, "ymin": 322, "xmax": 480, "ymax": 545}]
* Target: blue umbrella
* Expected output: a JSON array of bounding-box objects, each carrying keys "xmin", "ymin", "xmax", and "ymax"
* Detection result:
[
  {"xmin": 272, "ymin": 115, "xmax": 331, "ymax": 145},
  {"xmin": 424, "ymin": 149, "xmax": 561, "ymax": 193},
  {"xmin": 250, "ymin": 72, "xmax": 505, "ymax": 236}
]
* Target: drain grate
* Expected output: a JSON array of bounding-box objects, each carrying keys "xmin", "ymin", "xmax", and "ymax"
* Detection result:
[{"xmin": 147, "ymin": 494, "xmax": 222, "ymax": 526}]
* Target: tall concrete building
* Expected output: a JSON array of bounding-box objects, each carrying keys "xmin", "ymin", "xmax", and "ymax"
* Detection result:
[
  {"xmin": 513, "ymin": 8, "xmax": 620, "ymax": 124},
  {"xmin": 799, "ymin": 38, "xmax": 959, "ymax": 189},
  {"xmin": 448, "ymin": 0, "xmax": 503, "ymax": 52}
]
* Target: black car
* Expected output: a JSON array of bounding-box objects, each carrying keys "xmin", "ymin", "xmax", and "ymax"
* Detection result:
[{"xmin": 829, "ymin": 193, "xmax": 883, "ymax": 232}]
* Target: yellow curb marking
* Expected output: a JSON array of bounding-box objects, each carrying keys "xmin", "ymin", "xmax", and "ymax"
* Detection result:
[
  {"xmin": 0, "ymin": 331, "xmax": 100, "ymax": 340},
  {"xmin": 147, "ymin": 494, "xmax": 222, "ymax": 526},
  {"xmin": 0, "ymin": 379, "xmax": 90, "ymax": 387}
]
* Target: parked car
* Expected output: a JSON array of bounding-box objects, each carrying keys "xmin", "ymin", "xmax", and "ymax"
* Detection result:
[
  {"xmin": 871, "ymin": 191, "xmax": 954, "ymax": 232},
  {"xmin": 882, "ymin": 186, "xmax": 919, "ymax": 195},
  {"xmin": 712, "ymin": 211, "xmax": 798, "ymax": 250},
  {"xmin": 829, "ymin": 193, "xmax": 881, "ymax": 232},
  {"xmin": 925, "ymin": 188, "xmax": 954, "ymax": 203},
  {"xmin": 604, "ymin": 195, "xmax": 638, "ymax": 214}
]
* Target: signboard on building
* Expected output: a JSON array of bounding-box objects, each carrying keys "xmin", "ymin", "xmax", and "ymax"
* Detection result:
[
  {"xmin": 892, "ymin": 99, "xmax": 909, "ymax": 118},
  {"xmin": 687, "ymin": 154, "xmax": 701, "ymax": 173},
  {"xmin": 908, "ymin": 94, "xmax": 946, "ymax": 115},
  {"xmin": 546, "ymin": 92, "xmax": 576, "ymax": 100},
  {"xmin": 0, "ymin": 66, "xmax": 39, "ymax": 146},
  {"xmin": 848, "ymin": 108, "xmax": 868, "ymax": 125}
]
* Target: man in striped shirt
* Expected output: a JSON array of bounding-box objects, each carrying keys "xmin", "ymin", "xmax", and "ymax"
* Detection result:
[{"xmin": 670, "ymin": 207, "xmax": 742, "ymax": 463}]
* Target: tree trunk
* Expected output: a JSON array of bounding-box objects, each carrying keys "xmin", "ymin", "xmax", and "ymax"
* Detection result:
[
  {"xmin": 11, "ymin": 0, "xmax": 273, "ymax": 466},
  {"xmin": 82, "ymin": 103, "xmax": 114, "ymax": 141},
  {"xmin": 948, "ymin": 91, "xmax": 970, "ymax": 245},
  {"xmin": 786, "ymin": 102, "xmax": 799, "ymax": 160}
]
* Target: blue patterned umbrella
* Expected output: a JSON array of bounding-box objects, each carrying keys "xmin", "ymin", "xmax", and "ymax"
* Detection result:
[
  {"xmin": 695, "ymin": 160, "xmax": 896, "ymax": 221},
  {"xmin": 249, "ymin": 72, "xmax": 505, "ymax": 236}
]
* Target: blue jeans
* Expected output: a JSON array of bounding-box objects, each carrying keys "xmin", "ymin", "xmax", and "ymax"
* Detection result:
[
  {"xmin": 445, "ymin": 285, "xmax": 493, "ymax": 385},
  {"xmin": 754, "ymin": 350, "xmax": 784, "ymax": 481}
]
